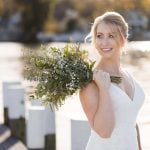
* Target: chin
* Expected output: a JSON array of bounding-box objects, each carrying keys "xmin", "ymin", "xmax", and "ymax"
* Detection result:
[
  {"xmin": 102, "ymin": 55, "xmax": 113, "ymax": 59},
  {"xmin": 99, "ymin": 51, "xmax": 114, "ymax": 58}
]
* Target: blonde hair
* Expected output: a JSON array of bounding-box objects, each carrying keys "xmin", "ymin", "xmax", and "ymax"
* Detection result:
[{"xmin": 85, "ymin": 11, "xmax": 128, "ymax": 46}]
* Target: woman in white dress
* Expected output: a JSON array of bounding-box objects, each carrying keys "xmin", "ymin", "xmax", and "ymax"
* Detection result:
[{"xmin": 79, "ymin": 11, "xmax": 145, "ymax": 150}]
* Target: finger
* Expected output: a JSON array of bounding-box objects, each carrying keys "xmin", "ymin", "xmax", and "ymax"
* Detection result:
[
  {"xmin": 93, "ymin": 69, "xmax": 98, "ymax": 74},
  {"xmin": 105, "ymin": 72, "xmax": 110, "ymax": 79},
  {"xmin": 102, "ymin": 71, "xmax": 107, "ymax": 77},
  {"xmin": 92, "ymin": 73, "xmax": 97, "ymax": 80},
  {"xmin": 103, "ymin": 72, "xmax": 110, "ymax": 82},
  {"xmin": 98, "ymin": 69, "xmax": 104, "ymax": 74},
  {"xmin": 92, "ymin": 74, "xmax": 95, "ymax": 80}
]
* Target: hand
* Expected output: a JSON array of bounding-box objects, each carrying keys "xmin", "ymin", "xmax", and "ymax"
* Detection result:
[{"xmin": 93, "ymin": 69, "xmax": 111, "ymax": 89}]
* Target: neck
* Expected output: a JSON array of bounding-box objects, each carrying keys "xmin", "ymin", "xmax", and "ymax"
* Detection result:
[{"xmin": 96, "ymin": 57, "xmax": 122, "ymax": 76}]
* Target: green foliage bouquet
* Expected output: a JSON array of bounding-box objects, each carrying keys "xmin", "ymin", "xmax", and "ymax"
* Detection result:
[{"xmin": 23, "ymin": 44, "xmax": 95, "ymax": 109}]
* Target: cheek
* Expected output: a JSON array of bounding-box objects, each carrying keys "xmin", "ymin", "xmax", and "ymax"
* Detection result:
[
  {"xmin": 95, "ymin": 38, "xmax": 101, "ymax": 46},
  {"xmin": 115, "ymin": 41, "xmax": 123, "ymax": 50},
  {"xmin": 115, "ymin": 36, "xmax": 125, "ymax": 48},
  {"xmin": 110, "ymin": 39, "xmax": 119, "ymax": 48},
  {"xmin": 95, "ymin": 39, "xmax": 101, "ymax": 50},
  {"xmin": 94, "ymin": 42, "xmax": 103, "ymax": 55}
]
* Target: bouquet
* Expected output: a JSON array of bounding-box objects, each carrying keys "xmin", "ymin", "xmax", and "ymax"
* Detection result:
[
  {"xmin": 23, "ymin": 44, "xmax": 95, "ymax": 109},
  {"xmin": 23, "ymin": 43, "xmax": 121, "ymax": 109}
]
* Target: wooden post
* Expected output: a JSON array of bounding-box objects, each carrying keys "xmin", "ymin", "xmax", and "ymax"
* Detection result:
[
  {"xmin": 55, "ymin": 95, "xmax": 91, "ymax": 150},
  {"xmin": 31, "ymin": 100, "xmax": 56, "ymax": 150},
  {"xmin": 2, "ymin": 81, "xmax": 21, "ymax": 126},
  {"xmin": 44, "ymin": 106, "xmax": 55, "ymax": 150},
  {"xmin": 26, "ymin": 106, "xmax": 45, "ymax": 150},
  {"xmin": 7, "ymin": 84, "xmax": 26, "ymax": 144},
  {"xmin": 56, "ymin": 112, "xmax": 90, "ymax": 150}
]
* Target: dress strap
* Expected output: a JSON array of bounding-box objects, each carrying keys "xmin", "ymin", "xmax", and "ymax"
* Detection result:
[
  {"xmin": 123, "ymin": 69, "xmax": 135, "ymax": 82},
  {"xmin": 123, "ymin": 69, "xmax": 136, "ymax": 100}
]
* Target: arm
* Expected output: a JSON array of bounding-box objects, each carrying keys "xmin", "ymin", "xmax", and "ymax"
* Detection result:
[
  {"xmin": 79, "ymin": 70, "xmax": 115, "ymax": 138},
  {"xmin": 136, "ymin": 123, "xmax": 142, "ymax": 150},
  {"xmin": 93, "ymin": 86, "xmax": 115, "ymax": 138}
]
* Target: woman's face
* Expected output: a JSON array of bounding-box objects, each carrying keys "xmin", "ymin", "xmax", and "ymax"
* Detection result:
[{"xmin": 95, "ymin": 21, "xmax": 124, "ymax": 59}]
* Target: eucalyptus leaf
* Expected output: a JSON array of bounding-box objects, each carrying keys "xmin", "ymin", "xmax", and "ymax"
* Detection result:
[{"xmin": 23, "ymin": 44, "xmax": 95, "ymax": 109}]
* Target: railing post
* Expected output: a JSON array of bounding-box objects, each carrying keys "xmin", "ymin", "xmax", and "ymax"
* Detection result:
[
  {"xmin": 26, "ymin": 106, "xmax": 45, "ymax": 150},
  {"xmin": 2, "ymin": 80, "xmax": 21, "ymax": 126},
  {"xmin": 56, "ymin": 112, "xmax": 90, "ymax": 150},
  {"xmin": 55, "ymin": 94, "xmax": 91, "ymax": 150},
  {"xmin": 44, "ymin": 105, "xmax": 55, "ymax": 150},
  {"xmin": 31, "ymin": 100, "xmax": 56, "ymax": 150},
  {"xmin": 6, "ymin": 84, "xmax": 26, "ymax": 144}
]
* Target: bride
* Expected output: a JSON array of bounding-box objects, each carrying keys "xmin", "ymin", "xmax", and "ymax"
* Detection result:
[{"xmin": 79, "ymin": 11, "xmax": 145, "ymax": 150}]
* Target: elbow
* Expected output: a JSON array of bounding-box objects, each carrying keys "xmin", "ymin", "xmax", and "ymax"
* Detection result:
[
  {"xmin": 97, "ymin": 128, "xmax": 113, "ymax": 138},
  {"xmin": 92, "ymin": 119, "xmax": 115, "ymax": 138}
]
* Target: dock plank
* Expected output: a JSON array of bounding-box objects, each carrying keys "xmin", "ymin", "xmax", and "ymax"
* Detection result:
[{"xmin": 0, "ymin": 124, "xmax": 27, "ymax": 150}]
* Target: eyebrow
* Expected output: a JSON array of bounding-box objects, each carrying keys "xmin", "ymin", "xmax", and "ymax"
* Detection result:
[{"xmin": 97, "ymin": 32, "xmax": 116, "ymax": 35}]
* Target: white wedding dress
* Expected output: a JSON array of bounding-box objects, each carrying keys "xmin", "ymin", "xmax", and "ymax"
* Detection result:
[{"xmin": 86, "ymin": 75, "xmax": 145, "ymax": 150}]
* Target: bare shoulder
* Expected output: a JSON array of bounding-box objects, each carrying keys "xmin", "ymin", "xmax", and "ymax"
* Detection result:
[{"xmin": 79, "ymin": 81, "xmax": 98, "ymax": 100}]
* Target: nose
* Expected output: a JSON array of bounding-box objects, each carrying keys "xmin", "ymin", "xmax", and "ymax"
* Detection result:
[{"xmin": 101, "ymin": 37, "xmax": 109, "ymax": 46}]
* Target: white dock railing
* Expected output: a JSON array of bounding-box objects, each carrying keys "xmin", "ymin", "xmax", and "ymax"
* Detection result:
[{"xmin": 2, "ymin": 80, "xmax": 91, "ymax": 150}]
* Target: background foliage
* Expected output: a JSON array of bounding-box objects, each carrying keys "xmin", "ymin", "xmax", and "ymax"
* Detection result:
[{"xmin": 0, "ymin": 0, "xmax": 150, "ymax": 41}]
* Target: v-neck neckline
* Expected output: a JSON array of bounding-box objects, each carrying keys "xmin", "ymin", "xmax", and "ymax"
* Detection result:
[{"xmin": 111, "ymin": 79, "xmax": 136, "ymax": 102}]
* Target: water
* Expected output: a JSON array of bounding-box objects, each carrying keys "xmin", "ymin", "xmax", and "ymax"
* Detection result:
[{"xmin": 126, "ymin": 41, "xmax": 150, "ymax": 51}]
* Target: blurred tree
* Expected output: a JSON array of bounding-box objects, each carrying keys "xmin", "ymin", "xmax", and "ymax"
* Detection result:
[
  {"xmin": 141, "ymin": 0, "xmax": 150, "ymax": 29},
  {"xmin": 48, "ymin": 0, "xmax": 57, "ymax": 21},
  {"xmin": 141, "ymin": 0, "xmax": 150, "ymax": 12},
  {"xmin": 73, "ymin": 0, "xmax": 134, "ymax": 21},
  {"xmin": 133, "ymin": 0, "xmax": 142, "ymax": 9},
  {"xmin": 73, "ymin": 0, "xmax": 95, "ymax": 18},
  {"xmin": 1, "ymin": 0, "xmax": 150, "ymax": 41},
  {"xmin": 49, "ymin": 0, "xmax": 150, "ymax": 34},
  {"xmin": 110, "ymin": 0, "xmax": 134, "ymax": 11},
  {"xmin": 18, "ymin": 0, "xmax": 51, "ymax": 42},
  {"xmin": 53, "ymin": 0, "xmax": 74, "ymax": 21},
  {"xmin": 0, "ymin": 0, "xmax": 4, "ymax": 16},
  {"xmin": 1, "ymin": 0, "xmax": 19, "ymax": 18},
  {"xmin": 1, "ymin": 0, "xmax": 52, "ymax": 42}
]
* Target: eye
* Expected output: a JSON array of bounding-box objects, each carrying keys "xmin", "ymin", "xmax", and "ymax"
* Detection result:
[
  {"xmin": 109, "ymin": 34, "xmax": 114, "ymax": 38},
  {"xmin": 97, "ymin": 34, "xmax": 102, "ymax": 38}
]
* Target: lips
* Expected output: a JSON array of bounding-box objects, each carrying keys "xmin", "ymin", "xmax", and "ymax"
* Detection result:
[{"xmin": 101, "ymin": 48, "xmax": 113, "ymax": 52}]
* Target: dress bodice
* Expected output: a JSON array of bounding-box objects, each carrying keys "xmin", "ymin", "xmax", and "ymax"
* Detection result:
[
  {"xmin": 86, "ymin": 76, "xmax": 145, "ymax": 150},
  {"xmin": 110, "ymin": 79, "xmax": 145, "ymax": 128}
]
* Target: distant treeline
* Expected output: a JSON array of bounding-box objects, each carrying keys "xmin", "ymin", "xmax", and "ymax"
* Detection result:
[{"xmin": 0, "ymin": 0, "xmax": 150, "ymax": 42}]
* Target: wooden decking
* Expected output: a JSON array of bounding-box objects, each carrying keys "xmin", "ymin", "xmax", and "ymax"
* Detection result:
[{"xmin": 0, "ymin": 124, "xmax": 27, "ymax": 150}]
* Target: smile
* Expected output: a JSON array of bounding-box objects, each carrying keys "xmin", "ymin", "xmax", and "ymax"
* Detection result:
[{"xmin": 101, "ymin": 48, "xmax": 113, "ymax": 52}]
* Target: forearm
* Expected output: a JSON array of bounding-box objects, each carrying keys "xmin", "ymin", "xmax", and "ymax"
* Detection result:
[
  {"xmin": 93, "ymin": 88, "xmax": 115, "ymax": 137},
  {"xmin": 136, "ymin": 123, "xmax": 142, "ymax": 150}
]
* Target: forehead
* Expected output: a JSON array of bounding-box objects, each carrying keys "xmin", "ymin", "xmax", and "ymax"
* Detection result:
[{"xmin": 96, "ymin": 21, "xmax": 118, "ymax": 34}]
